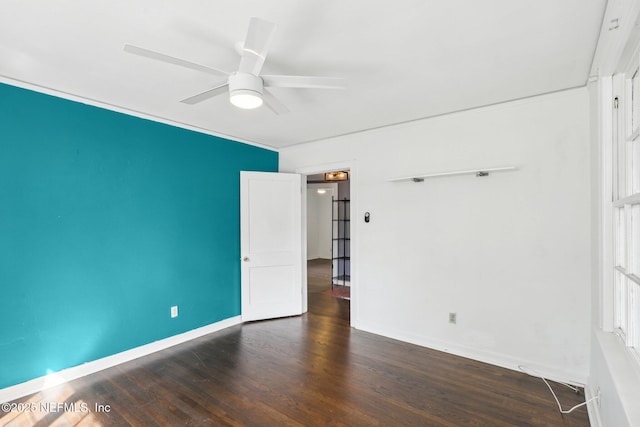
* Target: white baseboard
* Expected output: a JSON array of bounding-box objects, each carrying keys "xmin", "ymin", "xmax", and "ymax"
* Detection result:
[
  {"xmin": 355, "ymin": 322, "xmax": 588, "ymax": 387},
  {"xmin": 0, "ymin": 316, "xmax": 242, "ymax": 404},
  {"xmin": 585, "ymin": 382, "xmax": 602, "ymax": 427}
]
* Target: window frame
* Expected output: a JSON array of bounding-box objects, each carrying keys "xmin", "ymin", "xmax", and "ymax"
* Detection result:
[{"xmin": 612, "ymin": 50, "xmax": 640, "ymax": 362}]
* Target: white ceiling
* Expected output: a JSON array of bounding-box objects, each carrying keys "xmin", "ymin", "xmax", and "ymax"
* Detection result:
[{"xmin": 0, "ymin": 0, "xmax": 607, "ymax": 149}]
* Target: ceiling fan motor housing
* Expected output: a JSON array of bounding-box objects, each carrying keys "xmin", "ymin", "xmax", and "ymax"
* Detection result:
[
  {"xmin": 229, "ymin": 72, "xmax": 264, "ymax": 109},
  {"xmin": 229, "ymin": 73, "xmax": 263, "ymax": 96}
]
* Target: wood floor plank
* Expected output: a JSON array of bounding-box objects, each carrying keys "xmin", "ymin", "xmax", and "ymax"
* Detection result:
[{"xmin": 1, "ymin": 260, "xmax": 590, "ymax": 426}]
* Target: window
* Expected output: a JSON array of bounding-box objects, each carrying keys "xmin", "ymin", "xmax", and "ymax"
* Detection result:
[
  {"xmin": 631, "ymin": 69, "xmax": 640, "ymax": 135},
  {"xmin": 632, "ymin": 205, "xmax": 640, "ymax": 276},
  {"xmin": 612, "ymin": 57, "xmax": 640, "ymax": 361},
  {"xmin": 614, "ymin": 270, "xmax": 628, "ymax": 336},
  {"xmin": 615, "ymin": 207, "xmax": 626, "ymax": 268}
]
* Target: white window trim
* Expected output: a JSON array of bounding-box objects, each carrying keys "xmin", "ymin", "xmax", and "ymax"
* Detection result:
[{"xmin": 610, "ymin": 45, "xmax": 640, "ymax": 362}]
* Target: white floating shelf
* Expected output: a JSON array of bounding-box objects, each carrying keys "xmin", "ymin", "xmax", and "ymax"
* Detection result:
[{"xmin": 389, "ymin": 166, "xmax": 517, "ymax": 182}]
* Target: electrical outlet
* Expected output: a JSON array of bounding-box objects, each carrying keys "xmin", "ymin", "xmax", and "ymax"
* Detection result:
[
  {"xmin": 449, "ymin": 312, "xmax": 457, "ymax": 324},
  {"xmin": 171, "ymin": 305, "xmax": 178, "ymax": 318}
]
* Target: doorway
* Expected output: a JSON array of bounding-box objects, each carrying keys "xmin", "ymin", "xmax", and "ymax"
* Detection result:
[{"xmin": 305, "ymin": 170, "xmax": 351, "ymax": 310}]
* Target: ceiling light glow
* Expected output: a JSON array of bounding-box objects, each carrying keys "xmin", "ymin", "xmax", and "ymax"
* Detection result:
[
  {"xmin": 325, "ymin": 171, "xmax": 349, "ymax": 181},
  {"xmin": 230, "ymin": 89, "xmax": 263, "ymax": 109}
]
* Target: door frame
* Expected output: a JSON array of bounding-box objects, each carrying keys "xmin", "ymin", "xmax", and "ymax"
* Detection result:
[{"xmin": 296, "ymin": 161, "xmax": 358, "ymax": 328}]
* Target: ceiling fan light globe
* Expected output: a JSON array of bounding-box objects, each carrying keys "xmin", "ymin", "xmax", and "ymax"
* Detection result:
[{"xmin": 230, "ymin": 89, "xmax": 263, "ymax": 109}]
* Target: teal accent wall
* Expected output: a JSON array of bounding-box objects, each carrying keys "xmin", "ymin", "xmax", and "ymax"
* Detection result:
[{"xmin": 0, "ymin": 83, "xmax": 278, "ymax": 389}]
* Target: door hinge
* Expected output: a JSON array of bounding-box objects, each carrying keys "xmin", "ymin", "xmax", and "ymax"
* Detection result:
[{"xmin": 614, "ymin": 97, "xmax": 619, "ymax": 109}]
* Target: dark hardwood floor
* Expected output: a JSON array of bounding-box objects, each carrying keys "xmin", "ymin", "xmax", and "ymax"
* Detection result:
[
  {"xmin": 2, "ymin": 261, "xmax": 590, "ymax": 426},
  {"xmin": 307, "ymin": 258, "xmax": 333, "ymax": 294}
]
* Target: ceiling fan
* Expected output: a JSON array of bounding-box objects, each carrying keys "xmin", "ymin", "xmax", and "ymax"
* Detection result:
[{"xmin": 124, "ymin": 17, "xmax": 345, "ymax": 114}]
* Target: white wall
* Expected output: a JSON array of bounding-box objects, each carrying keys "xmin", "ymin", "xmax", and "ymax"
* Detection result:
[
  {"xmin": 281, "ymin": 88, "xmax": 591, "ymax": 383},
  {"xmin": 307, "ymin": 183, "xmax": 336, "ymax": 259}
]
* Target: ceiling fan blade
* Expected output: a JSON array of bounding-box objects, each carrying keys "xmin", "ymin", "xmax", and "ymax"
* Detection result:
[
  {"xmin": 262, "ymin": 89, "xmax": 290, "ymax": 115},
  {"xmin": 180, "ymin": 83, "xmax": 229, "ymax": 105},
  {"xmin": 262, "ymin": 75, "xmax": 346, "ymax": 90},
  {"xmin": 238, "ymin": 17, "xmax": 276, "ymax": 75},
  {"xmin": 124, "ymin": 44, "xmax": 230, "ymax": 77}
]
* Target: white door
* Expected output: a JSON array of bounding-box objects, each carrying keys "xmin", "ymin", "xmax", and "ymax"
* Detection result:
[{"xmin": 240, "ymin": 171, "xmax": 303, "ymax": 321}]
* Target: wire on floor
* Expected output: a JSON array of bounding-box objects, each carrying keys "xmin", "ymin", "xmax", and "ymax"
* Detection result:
[{"xmin": 517, "ymin": 365, "xmax": 600, "ymax": 414}]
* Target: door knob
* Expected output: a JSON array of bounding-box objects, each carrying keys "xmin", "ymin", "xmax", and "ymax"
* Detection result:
[{"xmin": 242, "ymin": 257, "xmax": 250, "ymax": 262}]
